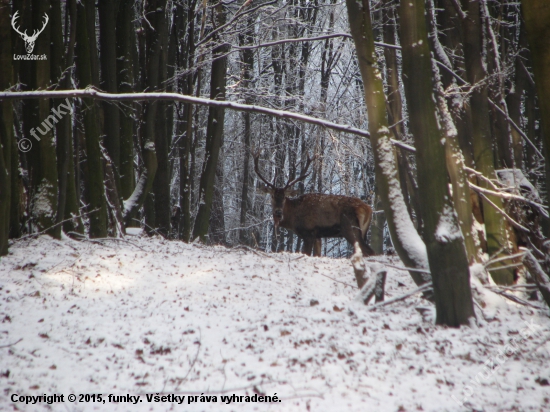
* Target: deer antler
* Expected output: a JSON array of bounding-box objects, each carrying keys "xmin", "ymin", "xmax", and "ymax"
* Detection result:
[
  {"xmin": 11, "ymin": 11, "xmax": 27, "ymax": 38},
  {"xmin": 252, "ymin": 149, "xmax": 275, "ymax": 189},
  {"xmin": 284, "ymin": 154, "xmax": 315, "ymax": 189},
  {"xmin": 29, "ymin": 13, "xmax": 49, "ymax": 41}
]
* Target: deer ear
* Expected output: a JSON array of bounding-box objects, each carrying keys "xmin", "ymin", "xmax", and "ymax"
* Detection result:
[
  {"xmin": 259, "ymin": 185, "xmax": 273, "ymax": 195},
  {"xmin": 285, "ymin": 189, "xmax": 300, "ymax": 198}
]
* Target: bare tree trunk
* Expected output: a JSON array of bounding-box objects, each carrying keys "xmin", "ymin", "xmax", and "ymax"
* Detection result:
[
  {"xmin": 192, "ymin": 1, "xmax": 228, "ymax": 242},
  {"xmin": 400, "ymin": 0, "xmax": 474, "ymax": 326},
  {"xmin": 460, "ymin": 0, "xmax": 515, "ymax": 284},
  {"xmin": 117, "ymin": 0, "xmax": 136, "ymax": 201},
  {"xmin": 346, "ymin": 0, "xmax": 430, "ymax": 286},
  {"xmin": 99, "ymin": 0, "xmax": 121, "ymax": 189},
  {"xmin": 76, "ymin": 0, "xmax": 108, "ymax": 238},
  {"xmin": 30, "ymin": 0, "xmax": 59, "ymax": 238},
  {"xmin": 239, "ymin": 16, "xmax": 254, "ymax": 245},
  {"xmin": 151, "ymin": 0, "xmax": 171, "ymax": 237},
  {"xmin": 522, "ymin": 0, "xmax": 550, "ymax": 237},
  {"xmin": 0, "ymin": 0, "xmax": 13, "ymax": 254}
]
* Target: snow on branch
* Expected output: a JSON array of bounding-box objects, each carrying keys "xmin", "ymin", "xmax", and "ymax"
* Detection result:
[{"xmin": 0, "ymin": 89, "xmax": 371, "ymax": 140}]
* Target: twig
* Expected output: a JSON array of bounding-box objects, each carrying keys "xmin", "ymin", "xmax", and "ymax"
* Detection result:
[
  {"xmin": 469, "ymin": 181, "xmax": 548, "ymax": 214},
  {"xmin": 367, "ymin": 283, "xmax": 433, "ymax": 311},
  {"xmin": 0, "ymin": 338, "xmax": 23, "ymax": 348},
  {"xmin": 488, "ymin": 98, "xmax": 544, "ymax": 160},
  {"xmin": 484, "ymin": 251, "xmax": 528, "ymax": 268},
  {"xmin": 390, "ymin": 138, "xmax": 416, "ymax": 152},
  {"xmin": 363, "ymin": 259, "xmax": 431, "ymax": 274},
  {"xmin": 485, "ymin": 286, "xmax": 544, "ymax": 310},
  {"xmin": 318, "ymin": 272, "xmax": 355, "ymax": 288},
  {"xmin": 477, "ymin": 192, "xmax": 530, "ymax": 232}
]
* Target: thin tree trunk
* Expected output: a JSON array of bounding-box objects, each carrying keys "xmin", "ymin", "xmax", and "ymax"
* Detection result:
[
  {"xmin": 99, "ymin": 0, "xmax": 121, "ymax": 190},
  {"xmin": 460, "ymin": 0, "xmax": 515, "ymax": 284},
  {"xmin": 32, "ymin": 0, "xmax": 59, "ymax": 238},
  {"xmin": 522, "ymin": 0, "xmax": 550, "ymax": 238},
  {"xmin": 117, "ymin": 0, "xmax": 136, "ymax": 200},
  {"xmin": 0, "ymin": 0, "xmax": 13, "ymax": 255},
  {"xmin": 192, "ymin": 1, "xmax": 228, "ymax": 242}
]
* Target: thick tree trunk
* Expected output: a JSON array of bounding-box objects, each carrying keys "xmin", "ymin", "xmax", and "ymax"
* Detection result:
[
  {"xmin": 346, "ymin": 0, "xmax": 430, "ymax": 286},
  {"xmin": 151, "ymin": 1, "xmax": 171, "ymax": 237},
  {"xmin": 399, "ymin": 0, "xmax": 474, "ymax": 326},
  {"xmin": 76, "ymin": 1, "xmax": 108, "ymax": 238}
]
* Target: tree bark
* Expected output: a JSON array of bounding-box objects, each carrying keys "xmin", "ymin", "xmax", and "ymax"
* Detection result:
[
  {"xmin": 522, "ymin": 0, "xmax": 550, "ymax": 237},
  {"xmin": 98, "ymin": 0, "xmax": 122, "ymax": 191},
  {"xmin": 399, "ymin": 0, "xmax": 475, "ymax": 326},
  {"xmin": 0, "ymin": 0, "xmax": 13, "ymax": 255},
  {"xmin": 192, "ymin": 1, "xmax": 228, "ymax": 242},
  {"xmin": 346, "ymin": 0, "xmax": 430, "ymax": 286},
  {"xmin": 116, "ymin": 0, "xmax": 136, "ymax": 200},
  {"xmin": 76, "ymin": 1, "xmax": 108, "ymax": 238},
  {"xmin": 460, "ymin": 0, "xmax": 515, "ymax": 284}
]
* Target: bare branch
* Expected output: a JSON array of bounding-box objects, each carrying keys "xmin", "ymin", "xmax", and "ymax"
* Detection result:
[
  {"xmin": 477, "ymin": 192, "xmax": 530, "ymax": 232},
  {"xmin": 284, "ymin": 155, "xmax": 314, "ymax": 189},
  {"xmin": 488, "ymin": 98, "xmax": 544, "ymax": 160}
]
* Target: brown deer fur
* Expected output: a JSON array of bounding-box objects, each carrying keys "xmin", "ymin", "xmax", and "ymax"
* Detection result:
[{"xmin": 255, "ymin": 152, "xmax": 374, "ymax": 257}]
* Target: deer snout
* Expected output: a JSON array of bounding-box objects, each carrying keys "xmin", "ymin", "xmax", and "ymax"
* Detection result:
[{"xmin": 274, "ymin": 209, "xmax": 283, "ymax": 219}]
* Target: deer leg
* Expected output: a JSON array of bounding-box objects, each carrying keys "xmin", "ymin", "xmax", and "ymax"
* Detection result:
[
  {"xmin": 301, "ymin": 238, "xmax": 314, "ymax": 256},
  {"xmin": 313, "ymin": 239, "xmax": 322, "ymax": 257},
  {"xmin": 342, "ymin": 217, "xmax": 375, "ymax": 257}
]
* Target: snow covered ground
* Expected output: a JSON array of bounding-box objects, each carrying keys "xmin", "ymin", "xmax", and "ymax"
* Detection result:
[{"xmin": 1, "ymin": 234, "xmax": 549, "ymax": 411}]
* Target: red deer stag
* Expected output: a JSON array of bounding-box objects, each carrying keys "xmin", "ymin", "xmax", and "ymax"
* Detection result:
[{"xmin": 254, "ymin": 152, "xmax": 374, "ymax": 257}]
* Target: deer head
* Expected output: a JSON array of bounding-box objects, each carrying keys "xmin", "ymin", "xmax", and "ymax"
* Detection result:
[
  {"xmin": 253, "ymin": 150, "xmax": 313, "ymax": 229},
  {"xmin": 12, "ymin": 11, "xmax": 49, "ymax": 54}
]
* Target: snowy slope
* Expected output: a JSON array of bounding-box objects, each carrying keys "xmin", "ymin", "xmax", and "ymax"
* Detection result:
[{"xmin": 1, "ymin": 234, "xmax": 549, "ymax": 411}]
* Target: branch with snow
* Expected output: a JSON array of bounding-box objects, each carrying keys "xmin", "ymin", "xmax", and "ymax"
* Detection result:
[{"xmin": 0, "ymin": 89, "xmax": 371, "ymax": 140}]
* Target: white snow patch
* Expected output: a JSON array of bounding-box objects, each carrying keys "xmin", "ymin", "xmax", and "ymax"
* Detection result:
[
  {"xmin": 0, "ymin": 236, "xmax": 548, "ymax": 411},
  {"xmin": 435, "ymin": 204, "xmax": 463, "ymax": 244}
]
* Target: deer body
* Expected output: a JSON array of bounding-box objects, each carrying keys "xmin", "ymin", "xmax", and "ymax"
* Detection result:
[
  {"xmin": 254, "ymin": 152, "xmax": 374, "ymax": 257},
  {"xmin": 277, "ymin": 193, "xmax": 374, "ymax": 256}
]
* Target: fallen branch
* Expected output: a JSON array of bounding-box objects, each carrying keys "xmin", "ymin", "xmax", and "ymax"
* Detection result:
[
  {"xmin": 469, "ymin": 181, "xmax": 548, "ymax": 215},
  {"xmin": 478, "ymin": 192, "xmax": 530, "ymax": 232},
  {"xmin": 367, "ymin": 283, "xmax": 433, "ymax": 311},
  {"xmin": 356, "ymin": 270, "xmax": 387, "ymax": 305},
  {"xmin": 485, "ymin": 285, "xmax": 545, "ymax": 309},
  {"xmin": 0, "ymin": 338, "xmax": 23, "ymax": 348}
]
